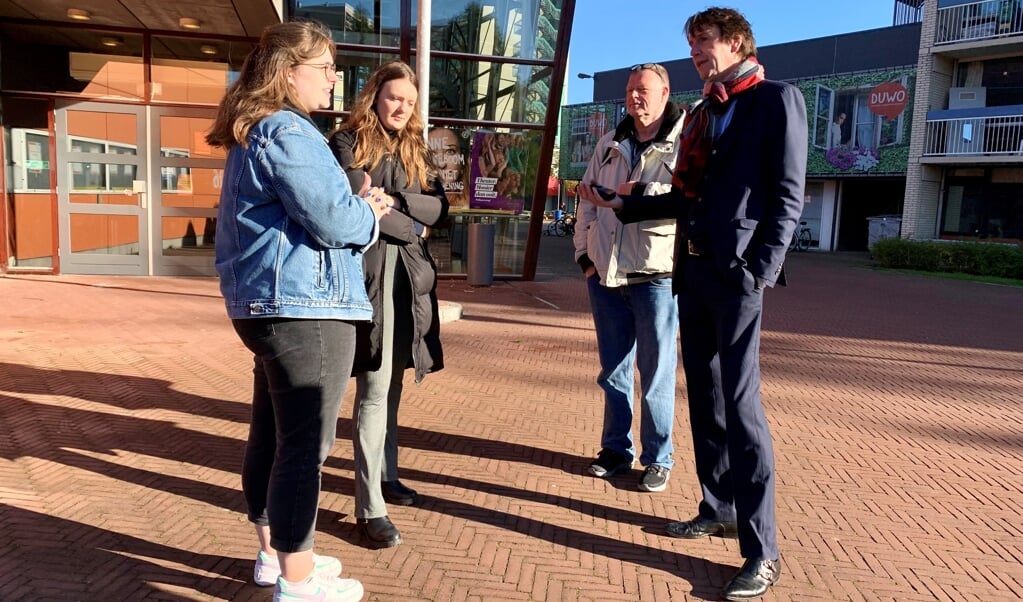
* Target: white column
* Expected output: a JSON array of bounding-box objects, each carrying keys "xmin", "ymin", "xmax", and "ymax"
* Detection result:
[{"xmin": 417, "ymin": 0, "xmax": 431, "ymax": 140}]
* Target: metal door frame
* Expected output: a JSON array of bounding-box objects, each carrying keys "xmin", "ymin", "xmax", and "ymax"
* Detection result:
[
  {"xmin": 55, "ymin": 101, "xmax": 149, "ymax": 275},
  {"xmin": 150, "ymin": 105, "xmax": 221, "ymax": 277}
]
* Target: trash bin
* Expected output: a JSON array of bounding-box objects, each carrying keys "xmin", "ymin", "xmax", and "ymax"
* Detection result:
[
  {"xmin": 467, "ymin": 222, "xmax": 495, "ymax": 286},
  {"xmin": 866, "ymin": 215, "xmax": 902, "ymax": 248}
]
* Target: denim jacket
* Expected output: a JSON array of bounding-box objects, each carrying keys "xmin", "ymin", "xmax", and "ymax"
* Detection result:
[{"xmin": 215, "ymin": 107, "xmax": 379, "ymax": 320}]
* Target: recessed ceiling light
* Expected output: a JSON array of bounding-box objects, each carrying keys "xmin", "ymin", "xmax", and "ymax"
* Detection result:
[
  {"xmin": 67, "ymin": 8, "xmax": 91, "ymax": 21},
  {"xmin": 179, "ymin": 17, "xmax": 201, "ymax": 30},
  {"xmin": 100, "ymin": 36, "xmax": 123, "ymax": 47},
  {"xmin": 200, "ymin": 44, "xmax": 218, "ymax": 55}
]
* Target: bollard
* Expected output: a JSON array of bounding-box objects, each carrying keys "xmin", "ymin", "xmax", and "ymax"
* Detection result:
[{"xmin": 466, "ymin": 222, "xmax": 495, "ymax": 286}]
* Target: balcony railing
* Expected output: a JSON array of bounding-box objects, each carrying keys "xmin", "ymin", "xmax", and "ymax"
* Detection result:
[
  {"xmin": 935, "ymin": 0, "xmax": 1023, "ymax": 45},
  {"xmin": 924, "ymin": 113, "xmax": 1023, "ymax": 156}
]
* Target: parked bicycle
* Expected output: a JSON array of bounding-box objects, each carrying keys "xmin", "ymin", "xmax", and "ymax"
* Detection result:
[
  {"xmin": 789, "ymin": 220, "xmax": 812, "ymax": 252},
  {"xmin": 544, "ymin": 213, "xmax": 576, "ymax": 237}
]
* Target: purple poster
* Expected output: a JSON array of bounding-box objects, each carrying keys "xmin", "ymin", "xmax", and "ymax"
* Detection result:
[{"xmin": 469, "ymin": 131, "xmax": 526, "ymax": 214}]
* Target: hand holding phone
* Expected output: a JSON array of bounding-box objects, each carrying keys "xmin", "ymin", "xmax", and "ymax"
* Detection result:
[{"xmin": 589, "ymin": 183, "xmax": 617, "ymax": 201}]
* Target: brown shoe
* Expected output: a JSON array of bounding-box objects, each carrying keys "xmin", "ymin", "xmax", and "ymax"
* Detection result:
[{"xmin": 664, "ymin": 515, "xmax": 738, "ymax": 539}]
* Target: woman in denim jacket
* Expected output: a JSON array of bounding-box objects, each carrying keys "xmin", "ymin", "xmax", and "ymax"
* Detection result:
[{"xmin": 206, "ymin": 20, "xmax": 390, "ymax": 602}]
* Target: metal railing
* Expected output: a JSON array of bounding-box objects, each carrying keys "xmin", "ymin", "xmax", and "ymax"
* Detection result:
[
  {"xmin": 935, "ymin": 0, "xmax": 1023, "ymax": 44},
  {"xmin": 923, "ymin": 113, "xmax": 1023, "ymax": 156}
]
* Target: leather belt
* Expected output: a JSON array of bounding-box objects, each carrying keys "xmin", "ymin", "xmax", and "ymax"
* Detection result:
[{"xmin": 686, "ymin": 238, "xmax": 710, "ymax": 257}]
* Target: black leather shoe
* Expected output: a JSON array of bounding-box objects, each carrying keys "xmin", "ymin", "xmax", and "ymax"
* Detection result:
[
  {"xmin": 381, "ymin": 479, "xmax": 419, "ymax": 506},
  {"xmin": 721, "ymin": 558, "xmax": 781, "ymax": 601},
  {"xmin": 665, "ymin": 515, "xmax": 738, "ymax": 539},
  {"xmin": 357, "ymin": 516, "xmax": 402, "ymax": 549}
]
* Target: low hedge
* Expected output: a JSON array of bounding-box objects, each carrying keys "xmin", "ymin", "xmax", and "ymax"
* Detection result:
[{"xmin": 870, "ymin": 238, "xmax": 1023, "ymax": 279}]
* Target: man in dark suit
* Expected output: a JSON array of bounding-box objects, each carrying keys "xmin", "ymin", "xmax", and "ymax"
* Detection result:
[{"xmin": 584, "ymin": 7, "xmax": 807, "ymax": 600}]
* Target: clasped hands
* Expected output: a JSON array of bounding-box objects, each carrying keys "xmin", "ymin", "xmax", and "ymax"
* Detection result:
[
  {"xmin": 357, "ymin": 171, "xmax": 394, "ymax": 220},
  {"xmin": 577, "ymin": 181, "xmax": 635, "ymax": 210}
]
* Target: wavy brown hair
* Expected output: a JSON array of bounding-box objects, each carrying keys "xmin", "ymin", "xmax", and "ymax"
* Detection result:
[
  {"xmin": 684, "ymin": 7, "xmax": 758, "ymax": 59},
  {"xmin": 206, "ymin": 20, "xmax": 334, "ymax": 149},
  {"xmin": 334, "ymin": 60, "xmax": 433, "ymax": 189}
]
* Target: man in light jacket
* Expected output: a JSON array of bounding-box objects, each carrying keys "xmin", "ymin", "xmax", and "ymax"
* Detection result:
[{"xmin": 574, "ymin": 62, "xmax": 685, "ymax": 493}]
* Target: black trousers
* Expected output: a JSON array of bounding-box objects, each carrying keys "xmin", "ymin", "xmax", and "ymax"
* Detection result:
[
  {"xmin": 678, "ymin": 257, "xmax": 778, "ymax": 561},
  {"xmin": 233, "ymin": 318, "xmax": 357, "ymax": 553}
]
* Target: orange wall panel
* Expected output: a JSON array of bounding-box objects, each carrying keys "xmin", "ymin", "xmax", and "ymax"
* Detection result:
[
  {"xmin": 69, "ymin": 213, "xmax": 138, "ymax": 253},
  {"xmin": 67, "ymin": 111, "xmax": 136, "ymax": 145},
  {"xmin": 11, "ymin": 192, "xmax": 54, "ymax": 260}
]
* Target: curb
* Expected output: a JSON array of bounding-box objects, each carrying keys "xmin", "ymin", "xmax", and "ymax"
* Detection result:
[{"xmin": 438, "ymin": 300, "xmax": 463, "ymax": 323}]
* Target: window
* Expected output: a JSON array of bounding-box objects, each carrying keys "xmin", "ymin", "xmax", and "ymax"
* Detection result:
[
  {"xmin": 813, "ymin": 85, "xmax": 836, "ymax": 149},
  {"xmin": 816, "ymin": 79, "xmax": 906, "ymax": 151},
  {"xmin": 955, "ymin": 57, "xmax": 1023, "ymax": 107},
  {"xmin": 9, "ymin": 129, "xmax": 52, "ymax": 193},
  {"xmin": 68, "ymin": 136, "xmax": 138, "ymax": 192}
]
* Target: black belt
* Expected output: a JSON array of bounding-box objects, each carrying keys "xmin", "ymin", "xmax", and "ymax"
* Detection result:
[
  {"xmin": 625, "ymin": 271, "xmax": 672, "ymax": 284},
  {"xmin": 685, "ymin": 238, "xmax": 711, "ymax": 257}
]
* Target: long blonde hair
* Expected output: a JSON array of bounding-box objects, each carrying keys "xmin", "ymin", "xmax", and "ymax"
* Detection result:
[
  {"xmin": 206, "ymin": 20, "xmax": 334, "ymax": 149},
  {"xmin": 335, "ymin": 60, "xmax": 433, "ymax": 189}
]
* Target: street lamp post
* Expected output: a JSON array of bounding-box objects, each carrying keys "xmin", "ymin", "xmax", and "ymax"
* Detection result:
[{"xmin": 577, "ymin": 73, "xmax": 594, "ymax": 102}]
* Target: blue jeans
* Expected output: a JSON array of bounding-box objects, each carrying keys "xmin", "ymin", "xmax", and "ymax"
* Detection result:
[
  {"xmin": 233, "ymin": 318, "xmax": 356, "ymax": 553},
  {"xmin": 586, "ymin": 275, "xmax": 678, "ymax": 468}
]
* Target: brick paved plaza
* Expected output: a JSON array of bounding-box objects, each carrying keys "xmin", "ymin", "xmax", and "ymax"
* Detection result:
[{"xmin": 1, "ymin": 246, "xmax": 1021, "ymax": 601}]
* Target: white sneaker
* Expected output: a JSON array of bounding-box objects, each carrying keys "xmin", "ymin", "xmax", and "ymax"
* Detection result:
[
  {"xmin": 254, "ymin": 550, "xmax": 343, "ymax": 587},
  {"xmin": 273, "ymin": 574, "xmax": 365, "ymax": 602}
]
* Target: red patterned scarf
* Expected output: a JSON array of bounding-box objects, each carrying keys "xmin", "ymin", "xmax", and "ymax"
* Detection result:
[{"xmin": 672, "ymin": 58, "xmax": 765, "ymax": 198}]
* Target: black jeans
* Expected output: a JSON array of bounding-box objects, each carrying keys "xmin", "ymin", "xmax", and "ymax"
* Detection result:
[{"xmin": 233, "ymin": 318, "xmax": 357, "ymax": 553}]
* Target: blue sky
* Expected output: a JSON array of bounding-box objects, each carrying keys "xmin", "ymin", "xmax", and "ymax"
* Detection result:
[{"xmin": 566, "ymin": 0, "xmax": 904, "ymax": 105}]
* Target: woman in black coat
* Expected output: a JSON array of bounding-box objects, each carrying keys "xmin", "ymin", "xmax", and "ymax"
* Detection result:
[{"xmin": 328, "ymin": 60, "xmax": 448, "ymax": 549}]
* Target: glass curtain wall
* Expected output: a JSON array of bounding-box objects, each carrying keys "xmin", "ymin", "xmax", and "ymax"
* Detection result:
[{"xmin": 290, "ymin": 0, "xmax": 568, "ymax": 278}]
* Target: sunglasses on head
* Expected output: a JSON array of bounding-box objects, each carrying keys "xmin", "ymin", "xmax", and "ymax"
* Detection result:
[{"xmin": 630, "ymin": 63, "xmax": 667, "ymax": 83}]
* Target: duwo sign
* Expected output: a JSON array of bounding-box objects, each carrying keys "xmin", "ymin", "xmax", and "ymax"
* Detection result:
[
  {"xmin": 587, "ymin": 112, "xmax": 607, "ymax": 137},
  {"xmin": 868, "ymin": 81, "xmax": 909, "ymax": 121}
]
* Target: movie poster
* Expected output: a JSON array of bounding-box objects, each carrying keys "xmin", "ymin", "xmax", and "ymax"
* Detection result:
[{"xmin": 468, "ymin": 131, "xmax": 526, "ymax": 214}]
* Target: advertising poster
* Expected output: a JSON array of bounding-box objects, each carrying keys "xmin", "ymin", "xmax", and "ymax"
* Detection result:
[
  {"xmin": 469, "ymin": 131, "xmax": 526, "ymax": 214},
  {"xmin": 798, "ymin": 68, "xmax": 915, "ymax": 176},
  {"xmin": 569, "ymin": 111, "xmax": 607, "ymax": 168},
  {"xmin": 557, "ymin": 102, "xmax": 622, "ymax": 181},
  {"xmin": 427, "ymin": 126, "xmax": 469, "ymax": 209}
]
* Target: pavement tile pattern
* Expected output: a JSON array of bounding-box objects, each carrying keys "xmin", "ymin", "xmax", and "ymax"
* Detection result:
[{"xmin": 1, "ymin": 247, "xmax": 1022, "ymax": 601}]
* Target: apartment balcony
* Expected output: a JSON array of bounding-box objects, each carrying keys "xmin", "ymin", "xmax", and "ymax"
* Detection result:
[
  {"xmin": 935, "ymin": 0, "xmax": 1023, "ymax": 53},
  {"xmin": 923, "ymin": 110, "xmax": 1023, "ymax": 162}
]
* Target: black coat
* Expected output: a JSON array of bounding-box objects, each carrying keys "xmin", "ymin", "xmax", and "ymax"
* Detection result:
[{"xmin": 329, "ymin": 129, "xmax": 449, "ymax": 382}]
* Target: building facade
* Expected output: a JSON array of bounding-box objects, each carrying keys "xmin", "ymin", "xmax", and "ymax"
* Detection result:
[
  {"xmin": 904, "ymin": 0, "xmax": 1023, "ymax": 243},
  {"xmin": 1, "ymin": 0, "xmax": 576, "ymax": 279}
]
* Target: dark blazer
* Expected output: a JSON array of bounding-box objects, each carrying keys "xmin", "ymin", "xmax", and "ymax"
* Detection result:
[{"xmin": 616, "ymin": 80, "xmax": 807, "ymax": 292}]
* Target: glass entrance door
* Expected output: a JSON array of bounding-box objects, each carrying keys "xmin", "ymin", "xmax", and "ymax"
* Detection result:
[
  {"xmin": 55, "ymin": 102, "xmax": 222, "ymax": 276},
  {"xmin": 151, "ymin": 106, "xmax": 223, "ymax": 276},
  {"xmin": 56, "ymin": 102, "xmax": 149, "ymax": 275}
]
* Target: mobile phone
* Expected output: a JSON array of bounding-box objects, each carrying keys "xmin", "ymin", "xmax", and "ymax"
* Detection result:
[{"xmin": 590, "ymin": 183, "xmax": 617, "ymax": 200}]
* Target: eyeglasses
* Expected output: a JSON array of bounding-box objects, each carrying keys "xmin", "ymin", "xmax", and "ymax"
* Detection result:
[
  {"xmin": 630, "ymin": 63, "xmax": 668, "ymax": 83},
  {"xmin": 295, "ymin": 62, "xmax": 338, "ymax": 79}
]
